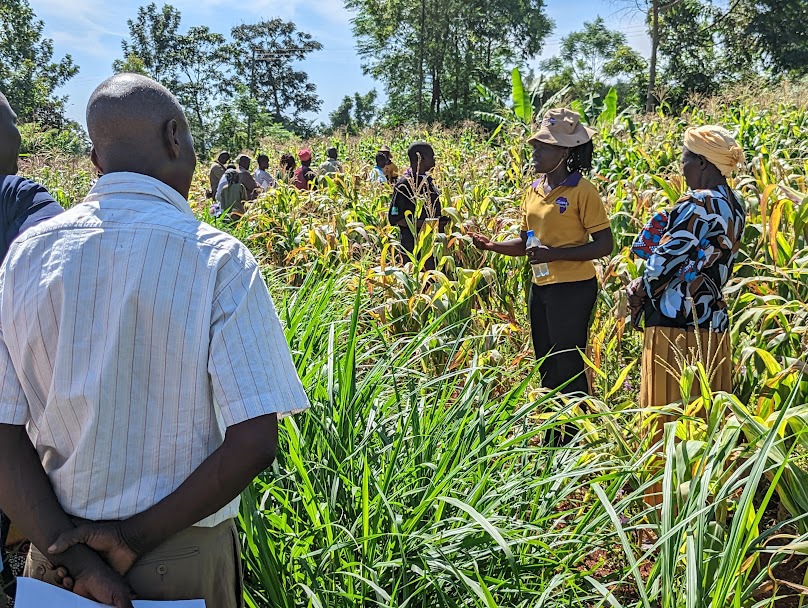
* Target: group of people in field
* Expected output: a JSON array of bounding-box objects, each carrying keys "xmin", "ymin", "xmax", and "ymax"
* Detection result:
[
  {"xmin": 0, "ymin": 71, "xmax": 745, "ymax": 608},
  {"xmin": 472, "ymin": 108, "xmax": 745, "ymax": 451},
  {"xmin": 206, "ymin": 144, "xmax": 400, "ymax": 221}
]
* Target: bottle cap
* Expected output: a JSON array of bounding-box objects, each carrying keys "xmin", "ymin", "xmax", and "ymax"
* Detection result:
[{"xmin": 526, "ymin": 230, "xmax": 534, "ymax": 237}]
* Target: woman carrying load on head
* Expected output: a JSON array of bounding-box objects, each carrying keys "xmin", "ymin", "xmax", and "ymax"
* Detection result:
[
  {"xmin": 627, "ymin": 126, "xmax": 746, "ymax": 470},
  {"xmin": 471, "ymin": 108, "xmax": 614, "ymax": 395}
]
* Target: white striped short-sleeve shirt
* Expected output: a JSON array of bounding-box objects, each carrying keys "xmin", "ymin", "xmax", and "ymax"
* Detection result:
[{"xmin": 0, "ymin": 172, "xmax": 309, "ymax": 526}]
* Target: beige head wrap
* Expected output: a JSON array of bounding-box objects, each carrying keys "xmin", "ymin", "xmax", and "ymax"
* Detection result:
[{"xmin": 683, "ymin": 126, "xmax": 745, "ymax": 177}]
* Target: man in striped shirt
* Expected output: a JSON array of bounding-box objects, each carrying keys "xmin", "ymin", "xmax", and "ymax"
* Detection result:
[{"xmin": 0, "ymin": 74, "xmax": 309, "ymax": 608}]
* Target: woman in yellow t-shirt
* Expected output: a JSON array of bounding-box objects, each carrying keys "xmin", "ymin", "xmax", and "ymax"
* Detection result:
[{"xmin": 472, "ymin": 108, "xmax": 613, "ymax": 394}]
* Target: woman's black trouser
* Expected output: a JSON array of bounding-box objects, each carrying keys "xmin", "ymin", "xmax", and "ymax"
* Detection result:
[{"xmin": 528, "ymin": 277, "xmax": 598, "ymax": 395}]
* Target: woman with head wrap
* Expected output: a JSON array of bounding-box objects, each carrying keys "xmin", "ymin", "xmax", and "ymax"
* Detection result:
[{"xmin": 627, "ymin": 125, "xmax": 745, "ymax": 504}]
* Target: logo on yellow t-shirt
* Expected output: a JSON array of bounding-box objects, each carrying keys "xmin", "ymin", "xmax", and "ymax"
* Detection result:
[{"xmin": 556, "ymin": 196, "xmax": 569, "ymax": 214}]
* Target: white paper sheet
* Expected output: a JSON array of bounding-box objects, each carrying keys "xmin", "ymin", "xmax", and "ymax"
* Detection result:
[{"xmin": 15, "ymin": 577, "xmax": 206, "ymax": 607}]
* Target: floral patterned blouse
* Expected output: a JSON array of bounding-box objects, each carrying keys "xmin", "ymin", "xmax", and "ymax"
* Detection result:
[{"xmin": 632, "ymin": 185, "xmax": 746, "ymax": 332}]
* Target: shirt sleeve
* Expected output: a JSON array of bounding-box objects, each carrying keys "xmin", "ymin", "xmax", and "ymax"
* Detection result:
[
  {"xmin": 0, "ymin": 177, "xmax": 62, "ymax": 262},
  {"xmin": 579, "ymin": 182, "xmax": 611, "ymax": 234},
  {"xmin": 520, "ymin": 193, "xmax": 529, "ymax": 232},
  {"xmin": 19, "ymin": 200, "xmax": 63, "ymax": 235},
  {"xmin": 209, "ymin": 257, "xmax": 310, "ymax": 427},
  {"xmin": 389, "ymin": 180, "xmax": 415, "ymax": 225},
  {"xmin": 642, "ymin": 195, "xmax": 704, "ymax": 298},
  {"xmin": 0, "ymin": 312, "xmax": 28, "ymax": 426}
]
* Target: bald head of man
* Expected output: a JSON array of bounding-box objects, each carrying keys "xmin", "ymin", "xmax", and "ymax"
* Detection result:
[
  {"xmin": 87, "ymin": 73, "xmax": 196, "ymax": 199},
  {"xmin": 0, "ymin": 93, "xmax": 22, "ymax": 176}
]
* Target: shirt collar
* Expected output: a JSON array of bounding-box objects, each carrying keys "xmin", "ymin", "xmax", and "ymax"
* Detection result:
[
  {"xmin": 561, "ymin": 171, "xmax": 583, "ymax": 187},
  {"xmin": 85, "ymin": 172, "xmax": 195, "ymax": 217},
  {"xmin": 531, "ymin": 171, "xmax": 583, "ymax": 190}
]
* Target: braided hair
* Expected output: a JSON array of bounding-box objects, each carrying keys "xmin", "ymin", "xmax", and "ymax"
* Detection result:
[{"xmin": 567, "ymin": 140, "xmax": 594, "ymax": 174}]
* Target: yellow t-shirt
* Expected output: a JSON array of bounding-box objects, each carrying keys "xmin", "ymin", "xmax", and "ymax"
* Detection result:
[
  {"xmin": 383, "ymin": 162, "xmax": 399, "ymax": 182},
  {"xmin": 520, "ymin": 173, "xmax": 610, "ymax": 286}
]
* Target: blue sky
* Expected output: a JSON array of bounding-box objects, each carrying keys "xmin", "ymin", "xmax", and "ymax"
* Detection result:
[{"xmin": 28, "ymin": 0, "xmax": 650, "ymax": 128}]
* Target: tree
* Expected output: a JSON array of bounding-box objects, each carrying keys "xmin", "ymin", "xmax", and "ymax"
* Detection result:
[
  {"xmin": 541, "ymin": 18, "xmax": 647, "ymax": 106},
  {"xmin": 329, "ymin": 97, "xmax": 354, "ymax": 132},
  {"xmin": 648, "ymin": 0, "xmax": 761, "ymax": 109},
  {"xmin": 353, "ymin": 90, "xmax": 378, "ymax": 126},
  {"xmin": 113, "ymin": 3, "xmax": 182, "ymax": 88},
  {"xmin": 646, "ymin": 0, "xmax": 663, "ymax": 112},
  {"xmin": 328, "ymin": 89, "xmax": 378, "ymax": 133},
  {"xmin": 345, "ymin": 0, "xmax": 553, "ymax": 124},
  {"xmin": 655, "ymin": 0, "xmax": 723, "ymax": 105},
  {"xmin": 114, "ymin": 4, "xmax": 231, "ymax": 154},
  {"xmin": 0, "ymin": 0, "xmax": 79, "ymax": 127},
  {"xmin": 230, "ymin": 19, "xmax": 323, "ymax": 134},
  {"xmin": 174, "ymin": 26, "xmax": 229, "ymax": 154},
  {"xmin": 209, "ymin": 86, "xmax": 294, "ymax": 154},
  {"xmin": 742, "ymin": 0, "xmax": 808, "ymax": 75},
  {"xmin": 115, "ymin": 53, "xmax": 149, "ymax": 76},
  {"xmin": 613, "ymin": 0, "xmax": 769, "ymax": 112}
]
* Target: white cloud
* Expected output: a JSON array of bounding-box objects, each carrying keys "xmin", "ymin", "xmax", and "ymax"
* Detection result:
[
  {"xmin": 50, "ymin": 30, "xmax": 114, "ymax": 59},
  {"xmin": 29, "ymin": 0, "xmax": 126, "ymax": 38}
]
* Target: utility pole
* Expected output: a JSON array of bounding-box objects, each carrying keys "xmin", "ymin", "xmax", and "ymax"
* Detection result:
[
  {"xmin": 646, "ymin": 0, "xmax": 659, "ymax": 113},
  {"xmin": 417, "ymin": 0, "xmax": 425, "ymax": 122},
  {"xmin": 248, "ymin": 46, "xmax": 256, "ymax": 147}
]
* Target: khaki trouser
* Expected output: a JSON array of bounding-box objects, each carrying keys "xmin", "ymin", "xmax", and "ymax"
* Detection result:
[
  {"xmin": 640, "ymin": 327, "xmax": 732, "ymax": 509},
  {"xmin": 25, "ymin": 519, "xmax": 243, "ymax": 608}
]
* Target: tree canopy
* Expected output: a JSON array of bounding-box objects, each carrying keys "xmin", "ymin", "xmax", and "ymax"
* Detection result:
[
  {"xmin": 541, "ymin": 17, "xmax": 647, "ymax": 107},
  {"xmin": 111, "ymin": 5, "xmax": 322, "ymax": 150},
  {"xmin": 329, "ymin": 90, "xmax": 379, "ymax": 133},
  {"xmin": 0, "ymin": 0, "xmax": 78, "ymax": 128},
  {"xmin": 230, "ymin": 19, "xmax": 323, "ymax": 130},
  {"xmin": 345, "ymin": 0, "xmax": 553, "ymax": 124},
  {"xmin": 5, "ymin": 0, "xmax": 808, "ymax": 150}
]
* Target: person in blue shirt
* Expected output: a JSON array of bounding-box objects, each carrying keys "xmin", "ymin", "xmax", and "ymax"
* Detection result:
[
  {"xmin": 0, "ymin": 90, "xmax": 63, "ymax": 607},
  {"xmin": 0, "ymin": 93, "xmax": 64, "ymax": 261},
  {"xmin": 368, "ymin": 152, "xmax": 388, "ymax": 183}
]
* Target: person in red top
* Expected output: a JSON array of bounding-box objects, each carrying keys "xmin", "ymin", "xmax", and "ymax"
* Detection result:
[{"xmin": 293, "ymin": 149, "xmax": 315, "ymax": 191}]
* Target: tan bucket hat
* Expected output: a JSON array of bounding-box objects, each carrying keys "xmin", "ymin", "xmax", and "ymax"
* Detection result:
[{"xmin": 528, "ymin": 108, "xmax": 596, "ymax": 148}]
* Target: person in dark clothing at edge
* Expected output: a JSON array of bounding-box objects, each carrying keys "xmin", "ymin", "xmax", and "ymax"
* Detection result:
[
  {"xmin": 0, "ymin": 92, "xmax": 64, "ymax": 608},
  {"xmin": 387, "ymin": 142, "xmax": 448, "ymax": 271}
]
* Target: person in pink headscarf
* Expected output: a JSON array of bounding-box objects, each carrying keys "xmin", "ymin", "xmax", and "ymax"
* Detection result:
[{"xmin": 293, "ymin": 149, "xmax": 315, "ymax": 190}]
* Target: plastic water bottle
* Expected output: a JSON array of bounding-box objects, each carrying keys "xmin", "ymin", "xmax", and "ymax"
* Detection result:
[{"xmin": 526, "ymin": 230, "xmax": 550, "ymax": 279}]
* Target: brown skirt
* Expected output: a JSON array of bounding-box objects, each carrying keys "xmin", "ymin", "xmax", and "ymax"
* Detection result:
[{"xmin": 640, "ymin": 326, "xmax": 732, "ymax": 409}]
